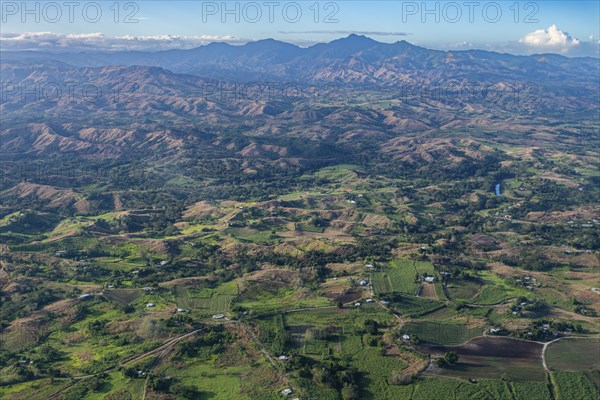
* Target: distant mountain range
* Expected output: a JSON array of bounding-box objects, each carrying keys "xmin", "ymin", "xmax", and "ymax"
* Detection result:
[
  {"xmin": 0, "ymin": 35, "xmax": 598, "ymax": 175},
  {"xmin": 2, "ymin": 34, "xmax": 599, "ymax": 87}
]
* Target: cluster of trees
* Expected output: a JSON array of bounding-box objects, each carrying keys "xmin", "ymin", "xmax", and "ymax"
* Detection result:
[
  {"xmin": 435, "ymin": 351, "xmax": 459, "ymax": 367},
  {"xmin": 0, "ymin": 284, "xmax": 63, "ymax": 327},
  {"xmin": 145, "ymin": 374, "xmax": 203, "ymax": 399},
  {"xmin": 174, "ymin": 325, "xmax": 233, "ymax": 358},
  {"xmin": 288, "ymin": 355, "xmax": 362, "ymax": 400}
]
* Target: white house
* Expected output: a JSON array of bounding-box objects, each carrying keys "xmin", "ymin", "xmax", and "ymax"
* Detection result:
[
  {"xmin": 146, "ymin": 303, "xmax": 156, "ymax": 307},
  {"xmin": 402, "ymin": 334, "xmax": 410, "ymax": 340},
  {"xmin": 212, "ymin": 314, "xmax": 225, "ymax": 319},
  {"xmin": 281, "ymin": 388, "xmax": 293, "ymax": 396},
  {"xmin": 366, "ymin": 298, "xmax": 374, "ymax": 303},
  {"xmin": 359, "ymin": 280, "xmax": 368, "ymax": 286},
  {"xmin": 354, "ymin": 302, "xmax": 361, "ymax": 307},
  {"xmin": 424, "ymin": 276, "xmax": 435, "ymax": 283}
]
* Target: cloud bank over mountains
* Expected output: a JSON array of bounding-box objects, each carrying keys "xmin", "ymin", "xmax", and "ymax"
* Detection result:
[
  {"xmin": 0, "ymin": 32, "xmax": 244, "ymax": 52},
  {"xmin": 1, "ymin": 26, "xmax": 598, "ymax": 57}
]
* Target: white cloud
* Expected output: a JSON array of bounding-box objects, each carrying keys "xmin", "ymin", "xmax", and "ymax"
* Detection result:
[
  {"xmin": 519, "ymin": 25, "xmax": 580, "ymax": 52},
  {"xmin": 0, "ymin": 32, "xmax": 245, "ymax": 52},
  {"xmin": 448, "ymin": 41, "xmax": 474, "ymax": 49}
]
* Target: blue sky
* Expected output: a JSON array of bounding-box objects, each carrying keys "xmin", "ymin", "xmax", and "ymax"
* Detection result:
[{"xmin": 1, "ymin": 1, "xmax": 599, "ymax": 55}]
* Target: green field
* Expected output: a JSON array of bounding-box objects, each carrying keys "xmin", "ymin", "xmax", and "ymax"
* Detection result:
[
  {"xmin": 546, "ymin": 338, "xmax": 600, "ymax": 371},
  {"xmin": 471, "ymin": 286, "xmax": 514, "ymax": 305},
  {"xmin": 388, "ymin": 296, "xmax": 445, "ymax": 317},
  {"xmin": 174, "ymin": 281, "xmax": 239, "ymax": 315},
  {"xmin": 446, "ymin": 279, "xmax": 481, "ymax": 301},
  {"xmin": 446, "ymin": 271, "xmax": 529, "ymax": 306},
  {"xmin": 372, "ymin": 259, "xmax": 435, "ymax": 295},
  {"xmin": 159, "ymin": 358, "xmax": 251, "ymax": 400},
  {"xmin": 224, "ymin": 227, "xmax": 276, "ymax": 243},
  {"xmin": 552, "ymin": 371, "xmax": 598, "ymax": 400},
  {"xmin": 235, "ymin": 287, "xmax": 332, "ymax": 314},
  {"xmin": 402, "ymin": 321, "xmax": 482, "ymax": 345},
  {"xmin": 349, "ymin": 347, "xmax": 413, "ymax": 400},
  {"xmin": 412, "ymin": 377, "xmax": 514, "ymax": 400},
  {"xmin": 511, "ymin": 381, "xmax": 552, "ymax": 400}
]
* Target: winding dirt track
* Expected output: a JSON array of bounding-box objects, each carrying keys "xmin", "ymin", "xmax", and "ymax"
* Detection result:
[{"xmin": 47, "ymin": 329, "xmax": 203, "ymax": 400}]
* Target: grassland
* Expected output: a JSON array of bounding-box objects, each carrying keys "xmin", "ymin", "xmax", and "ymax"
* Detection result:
[{"xmin": 546, "ymin": 338, "xmax": 600, "ymax": 371}]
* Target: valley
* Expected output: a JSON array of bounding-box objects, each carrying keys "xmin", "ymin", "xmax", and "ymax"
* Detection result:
[{"xmin": 0, "ymin": 35, "xmax": 599, "ymax": 400}]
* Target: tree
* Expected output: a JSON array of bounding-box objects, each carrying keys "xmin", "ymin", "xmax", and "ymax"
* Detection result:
[
  {"xmin": 444, "ymin": 351, "xmax": 459, "ymax": 365},
  {"xmin": 172, "ymin": 384, "xmax": 201, "ymax": 399},
  {"xmin": 272, "ymin": 330, "xmax": 291, "ymax": 355},
  {"xmin": 147, "ymin": 374, "xmax": 170, "ymax": 392},
  {"xmin": 363, "ymin": 319, "xmax": 378, "ymax": 335}
]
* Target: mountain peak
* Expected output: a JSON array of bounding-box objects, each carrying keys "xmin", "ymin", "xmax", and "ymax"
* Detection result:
[
  {"xmin": 245, "ymin": 38, "xmax": 299, "ymax": 48},
  {"xmin": 347, "ymin": 34, "xmax": 371, "ymax": 39},
  {"xmin": 340, "ymin": 34, "xmax": 379, "ymax": 44},
  {"xmin": 306, "ymin": 34, "xmax": 380, "ymax": 56}
]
